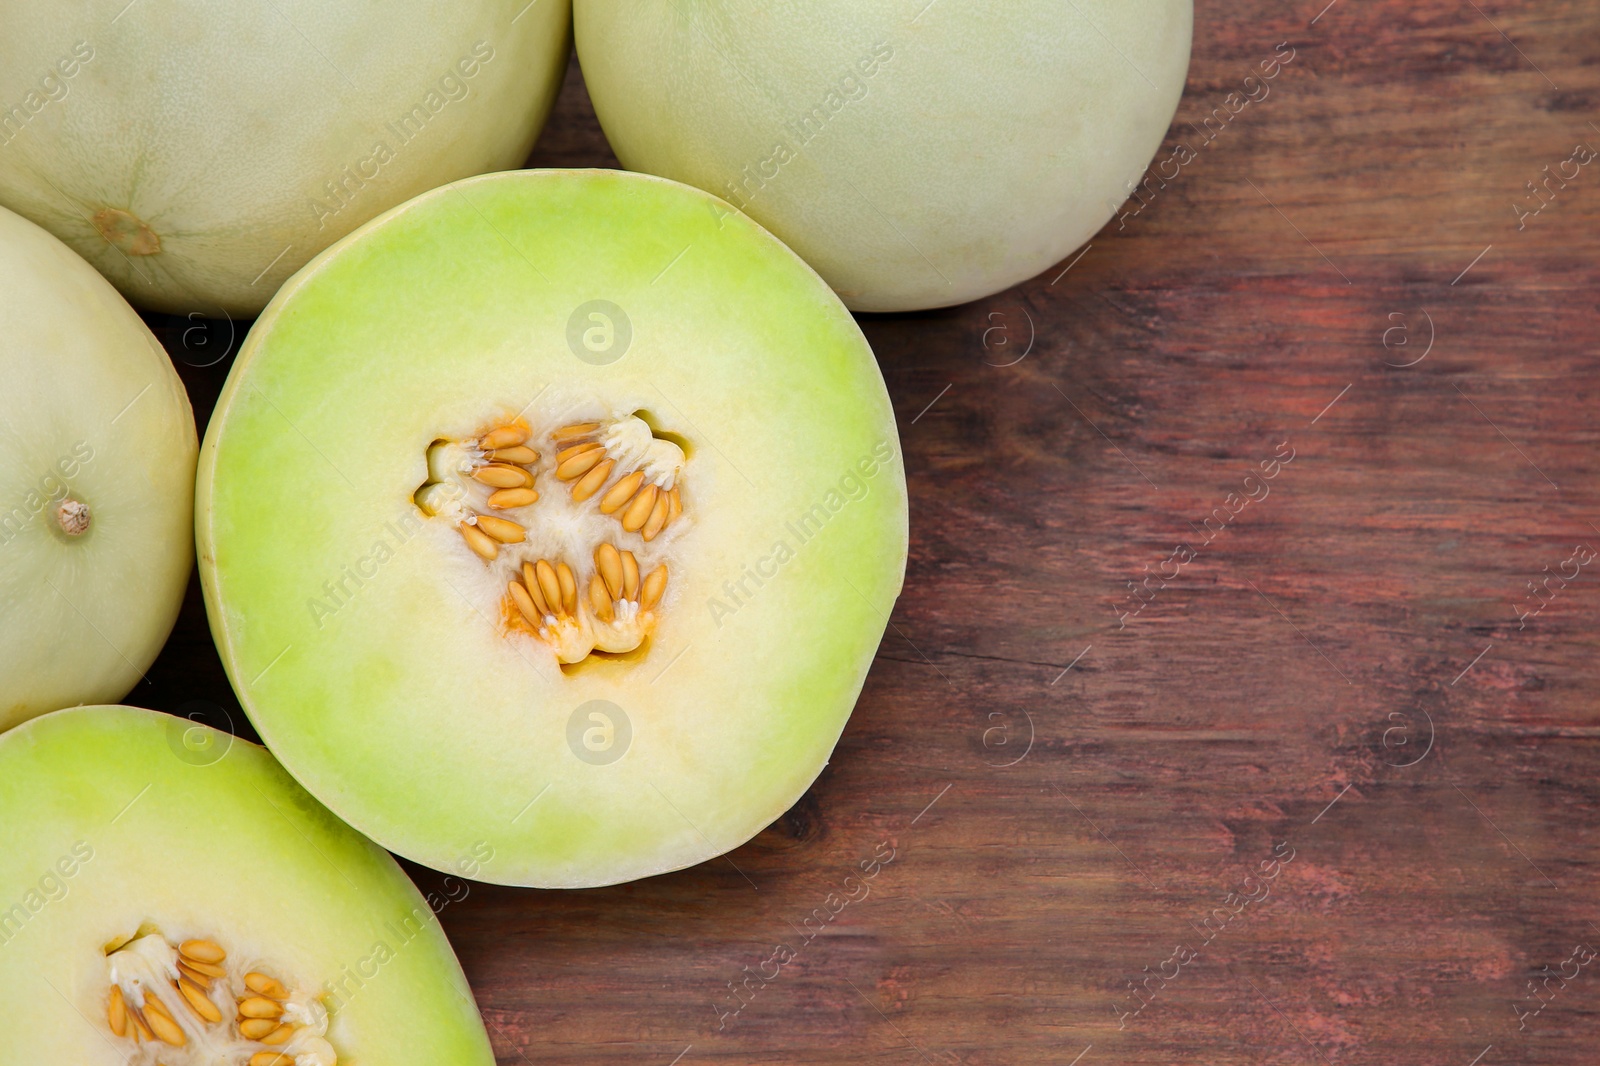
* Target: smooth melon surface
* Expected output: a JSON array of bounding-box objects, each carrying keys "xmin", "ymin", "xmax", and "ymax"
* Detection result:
[
  {"xmin": 574, "ymin": 0, "xmax": 1192, "ymax": 311},
  {"xmin": 199, "ymin": 169, "xmax": 908, "ymax": 887},
  {"xmin": 0, "ymin": 205, "xmax": 195, "ymax": 732},
  {"xmin": 0, "ymin": 705, "xmax": 494, "ymax": 1066},
  {"xmin": 0, "ymin": 0, "xmax": 570, "ymax": 315}
]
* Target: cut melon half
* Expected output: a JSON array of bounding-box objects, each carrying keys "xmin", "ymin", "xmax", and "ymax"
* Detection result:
[
  {"xmin": 0, "ymin": 705, "xmax": 495, "ymax": 1066},
  {"xmin": 198, "ymin": 169, "xmax": 908, "ymax": 887}
]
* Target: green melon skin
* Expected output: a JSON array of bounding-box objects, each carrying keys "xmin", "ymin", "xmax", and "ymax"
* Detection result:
[
  {"xmin": 574, "ymin": 0, "xmax": 1192, "ymax": 312},
  {"xmin": 0, "ymin": 705, "xmax": 494, "ymax": 1066},
  {"xmin": 0, "ymin": 205, "xmax": 195, "ymax": 733},
  {"xmin": 0, "ymin": 0, "xmax": 570, "ymax": 316},
  {"xmin": 199, "ymin": 169, "xmax": 908, "ymax": 888}
]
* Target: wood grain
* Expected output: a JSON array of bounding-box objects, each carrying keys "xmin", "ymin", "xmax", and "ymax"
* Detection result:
[{"xmin": 138, "ymin": 4, "xmax": 1600, "ymax": 1063}]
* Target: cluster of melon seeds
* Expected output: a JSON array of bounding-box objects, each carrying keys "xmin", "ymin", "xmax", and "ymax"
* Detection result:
[
  {"xmin": 103, "ymin": 931, "xmax": 336, "ymax": 1066},
  {"xmin": 550, "ymin": 418, "xmax": 683, "ymax": 539},
  {"xmin": 414, "ymin": 411, "xmax": 683, "ymax": 665}
]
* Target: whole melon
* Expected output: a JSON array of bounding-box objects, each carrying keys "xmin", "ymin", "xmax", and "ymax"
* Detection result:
[
  {"xmin": 574, "ymin": 0, "xmax": 1192, "ymax": 311},
  {"xmin": 0, "ymin": 0, "xmax": 570, "ymax": 316},
  {"xmin": 0, "ymin": 204, "xmax": 195, "ymax": 733}
]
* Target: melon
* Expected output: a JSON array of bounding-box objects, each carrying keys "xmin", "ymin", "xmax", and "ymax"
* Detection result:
[
  {"xmin": 0, "ymin": 205, "xmax": 195, "ymax": 732},
  {"xmin": 0, "ymin": 705, "xmax": 494, "ymax": 1066},
  {"xmin": 197, "ymin": 169, "xmax": 908, "ymax": 887},
  {"xmin": 573, "ymin": 0, "xmax": 1192, "ymax": 311},
  {"xmin": 0, "ymin": 0, "xmax": 570, "ymax": 316}
]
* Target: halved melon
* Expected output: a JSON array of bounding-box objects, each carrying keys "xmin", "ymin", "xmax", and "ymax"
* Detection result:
[
  {"xmin": 0, "ymin": 205, "xmax": 195, "ymax": 732},
  {"xmin": 0, "ymin": 705, "xmax": 494, "ymax": 1065},
  {"xmin": 198, "ymin": 169, "xmax": 908, "ymax": 887}
]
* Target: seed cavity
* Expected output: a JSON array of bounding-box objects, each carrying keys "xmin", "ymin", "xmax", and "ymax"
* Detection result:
[
  {"xmin": 416, "ymin": 411, "xmax": 687, "ymax": 667},
  {"xmin": 103, "ymin": 929, "xmax": 337, "ymax": 1066}
]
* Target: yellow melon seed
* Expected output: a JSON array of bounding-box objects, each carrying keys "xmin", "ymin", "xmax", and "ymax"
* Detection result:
[
  {"xmin": 178, "ymin": 976, "xmax": 222, "ymax": 1022},
  {"xmin": 594, "ymin": 543, "xmax": 623, "ymax": 599},
  {"xmin": 177, "ymin": 962, "xmax": 213, "ymax": 989},
  {"xmin": 509, "ymin": 580, "xmax": 540, "ymax": 626},
  {"xmin": 459, "ymin": 523, "xmax": 498, "ymax": 561},
  {"xmin": 107, "ymin": 985, "xmax": 128, "ymax": 1037},
  {"xmin": 238, "ymin": 1017, "xmax": 279, "ymax": 1040},
  {"xmin": 621, "ymin": 550, "xmax": 640, "ymax": 602},
  {"xmin": 473, "ymin": 463, "xmax": 533, "ymax": 489},
  {"xmin": 641, "ymin": 565, "xmax": 669, "ymax": 610},
  {"xmin": 487, "ymin": 444, "xmax": 538, "ymax": 464},
  {"xmin": 260, "ymin": 1023, "xmax": 296, "ymax": 1045},
  {"xmin": 571, "ymin": 457, "xmax": 614, "ymax": 502},
  {"xmin": 640, "ymin": 490, "xmax": 670, "ymax": 541},
  {"xmin": 589, "ymin": 575, "xmax": 614, "ymax": 622},
  {"xmin": 243, "ymin": 972, "xmax": 289, "ymax": 1000},
  {"xmin": 237, "ymin": 996, "xmax": 283, "ymax": 1020},
  {"xmin": 598, "ymin": 470, "xmax": 645, "ymax": 514},
  {"xmin": 620, "ymin": 484, "xmax": 658, "ymax": 532},
  {"xmin": 557, "ymin": 562, "xmax": 578, "ymax": 617},
  {"xmin": 474, "ymin": 514, "xmax": 526, "ymax": 544},
  {"xmin": 667, "ymin": 486, "xmax": 682, "ymax": 523},
  {"xmin": 617, "ymin": 480, "xmax": 656, "ymax": 531},
  {"xmin": 179, "ymin": 956, "xmax": 226, "ymax": 979},
  {"xmin": 250, "ymin": 1053, "xmax": 294, "ymax": 1066},
  {"xmin": 479, "ymin": 425, "xmax": 528, "ymax": 450},
  {"xmin": 179, "ymin": 939, "xmax": 226, "ymax": 965},
  {"xmin": 143, "ymin": 997, "xmax": 186, "ymax": 1046},
  {"xmin": 556, "ymin": 447, "xmax": 606, "ymax": 481},
  {"xmin": 534, "ymin": 560, "xmax": 562, "ymax": 618},
  {"xmin": 556, "ymin": 440, "xmax": 601, "ymax": 463},
  {"xmin": 487, "ymin": 487, "xmax": 539, "ymax": 509},
  {"xmin": 551, "ymin": 421, "xmax": 600, "ymax": 442},
  {"xmin": 521, "ymin": 562, "xmax": 551, "ymax": 617}
]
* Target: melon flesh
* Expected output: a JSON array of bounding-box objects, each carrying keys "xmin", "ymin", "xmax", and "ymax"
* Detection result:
[
  {"xmin": 574, "ymin": 0, "xmax": 1192, "ymax": 311},
  {"xmin": 0, "ymin": 205, "xmax": 195, "ymax": 732},
  {"xmin": 0, "ymin": 705, "xmax": 494, "ymax": 1066},
  {"xmin": 198, "ymin": 169, "xmax": 908, "ymax": 888},
  {"xmin": 0, "ymin": 0, "xmax": 570, "ymax": 315}
]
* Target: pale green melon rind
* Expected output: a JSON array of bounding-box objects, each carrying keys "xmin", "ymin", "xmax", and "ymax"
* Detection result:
[
  {"xmin": 0, "ymin": 205, "xmax": 196, "ymax": 732},
  {"xmin": 0, "ymin": 705, "xmax": 494, "ymax": 1065},
  {"xmin": 198, "ymin": 169, "xmax": 908, "ymax": 887},
  {"xmin": 573, "ymin": 0, "xmax": 1192, "ymax": 311},
  {"xmin": 0, "ymin": 0, "xmax": 572, "ymax": 315}
]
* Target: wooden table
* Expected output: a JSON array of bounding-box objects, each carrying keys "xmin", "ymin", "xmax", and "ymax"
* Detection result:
[{"xmin": 141, "ymin": 2, "xmax": 1600, "ymax": 1062}]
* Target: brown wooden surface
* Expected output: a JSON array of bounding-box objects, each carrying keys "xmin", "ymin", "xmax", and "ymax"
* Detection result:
[{"xmin": 141, "ymin": 3, "xmax": 1600, "ymax": 1062}]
